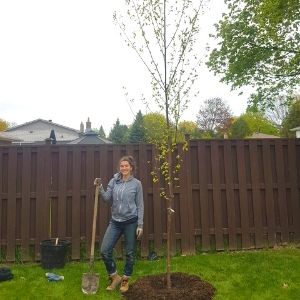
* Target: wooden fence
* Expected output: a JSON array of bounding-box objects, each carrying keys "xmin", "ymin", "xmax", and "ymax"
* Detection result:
[{"xmin": 0, "ymin": 139, "xmax": 299, "ymax": 262}]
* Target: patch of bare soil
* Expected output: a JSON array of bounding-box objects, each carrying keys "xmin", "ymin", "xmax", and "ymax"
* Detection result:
[{"xmin": 123, "ymin": 272, "xmax": 215, "ymax": 300}]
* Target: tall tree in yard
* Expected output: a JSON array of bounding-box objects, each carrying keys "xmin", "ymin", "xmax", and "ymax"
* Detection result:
[
  {"xmin": 207, "ymin": 0, "xmax": 300, "ymax": 109},
  {"xmin": 114, "ymin": 0, "xmax": 204, "ymax": 288}
]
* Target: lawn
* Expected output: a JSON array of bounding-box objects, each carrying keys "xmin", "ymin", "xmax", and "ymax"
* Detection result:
[{"xmin": 0, "ymin": 246, "xmax": 299, "ymax": 299}]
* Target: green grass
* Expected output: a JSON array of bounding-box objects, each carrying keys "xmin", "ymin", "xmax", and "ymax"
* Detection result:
[{"xmin": 1, "ymin": 246, "xmax": 300, "ymax": 299}]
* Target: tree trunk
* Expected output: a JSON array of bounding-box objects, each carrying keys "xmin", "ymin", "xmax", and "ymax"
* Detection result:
[{"xmin": 166, "ymin": 148, "xmax": 174, "ymax": 289}]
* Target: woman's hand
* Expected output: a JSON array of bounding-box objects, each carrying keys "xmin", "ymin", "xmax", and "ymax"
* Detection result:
[
  {"xmin": 94, "ymin": 178, "xmax": 102, "ymax": 186},
  {"xmin": 136, "ymin": 226, "xmax": 143, "ymax": 239}
]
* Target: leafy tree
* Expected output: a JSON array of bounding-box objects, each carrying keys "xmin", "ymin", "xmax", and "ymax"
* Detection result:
[
  {"xmin": 143, "ymin": 112, "xmax": 168, "ymax": 143},
  {"xmin": 229, "ymin": 112, "xmax": 279, "ymax": 138},
  {"xmin": 281, "ymin": 98, "xmax": 300, "ymax": 137},
  {"xmin": 108, "ymin": 118, "xmax": 129, "ymax": 143},
  {"xmin": 0, "ymin": 118, "xmax": 10, "ymax": 131},
  {"xmin": 250, "ymin": 96, "xmax": 291, "ymax": 130},
  {"xmin": 196, "ymin": 97, "xmax": 233, "ymax": 136},
  {"xmin": 177, "ymin": 120, "xmax": 203, "ymax": 142},
  {"xmin": 207, "ymin": 0, "xmax": 300, "ymax": 107},
  {"xmin": 229, "ymin": 117, "xmax": 251, "ymax": 138},
  {"xmin": 128, "ymin": 110, "xmax": 146, "ymax": 143},
  {"xmin": 114, "ymin": 0, "xmax": 203, "ymax": 287}
]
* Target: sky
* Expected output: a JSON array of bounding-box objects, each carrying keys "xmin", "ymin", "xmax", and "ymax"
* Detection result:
[{"xmin": 0, "ymin": 0, "xmax": 251, "ymax": 134}]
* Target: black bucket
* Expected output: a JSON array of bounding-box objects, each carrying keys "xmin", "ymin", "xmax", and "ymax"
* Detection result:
[{"xmin": 40, "ymin": 239, "xmax": 71, "ymax": 269}]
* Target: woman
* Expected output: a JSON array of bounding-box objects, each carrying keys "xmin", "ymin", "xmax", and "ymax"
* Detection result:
[{"xmin": 94, "ymin": 155, "xmax": 144, "ymax": 293}]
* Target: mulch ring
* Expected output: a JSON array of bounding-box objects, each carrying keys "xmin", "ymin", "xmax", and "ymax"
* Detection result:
[{"xmin": 122, "ymin": 272, "xmax": 216, "ymax": 300}]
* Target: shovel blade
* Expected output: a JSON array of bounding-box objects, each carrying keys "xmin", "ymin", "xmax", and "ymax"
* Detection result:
[{"xmin": 81, "ymin": 273, "xmax": 100, "ymax": 294}]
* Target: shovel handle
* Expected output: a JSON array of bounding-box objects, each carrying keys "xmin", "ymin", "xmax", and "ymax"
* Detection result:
[{"xmin": 90, "ymin": 185, "xmax": 100, "ymax": 263}]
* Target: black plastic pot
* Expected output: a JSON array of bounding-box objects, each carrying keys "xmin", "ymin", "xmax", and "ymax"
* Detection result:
[
  {"xmin": 40, "ymin": 239, "xmax": 71, "ymax": 269},
  {"xmin": 0, "ymin": 267, "xmax": 13, "ymax": 282}
]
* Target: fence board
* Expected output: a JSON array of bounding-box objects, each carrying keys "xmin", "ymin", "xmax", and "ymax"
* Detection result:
[
  {"xmin": 71, "ymin": 147, "xmax": 81, "ymax": 260},
  {"xmin": 198, "ymin": 141, "xmax": 210, "ymax": 251},
  {"xmin": 58, "ymin": 146, "xmax": 67, "ymax": 240},
  {"xmin": 7, "ymin": 147, "xmax": 17, "ymax": 261},
  {"xmin": 85, "ymin": 147, "xmax": 95, "ymax": 258},
  {"xmin": 211, "ymin": 141, "xmax": 224, "ymax": 250},
  {"xmin": 288, "ymin": 140, "xmax": 300, "ymax": 240},
  {"xmin": 262, "ymin": 141, "xmax": 276, "ymax": 246},
  {"xmin": 275, "ymin": 141, "xmax": 289, "ymax": 243},
  {"xmin": 179, "ymin": 144, "xmax": 193, "ymax": 254},
  {"xmin": 21, "ymin": 147, "xmax": 31, "ymax": 261},
  {"xmin": 249, "ymin": 141, "xmax": 264, "ymax": 248},
  {"xmin": 224, "ymin": 142, "xmax": 237, "ymax": 250},
  {"xmin": 236, "ymin": 141, "xmax": 250, "ymax": 249}
]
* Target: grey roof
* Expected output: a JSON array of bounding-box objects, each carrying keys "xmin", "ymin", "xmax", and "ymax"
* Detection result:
[
  {"xmin": 69, "ymin": 130, "xmax": 112, "ymax": 144},
  {"xmin": 249, "ymin": 132, "xmax": 280, "ymax": 139},
  {"xmin": 5, "ymin": 119, "xmax": 80, "ymax": 143},
  {"xmin": 290, "ymin": 126, "xmax": 300, "ymax": 131},
  {"xmin": 0, "ymin": 132, "xmax": 21, "ymax": 142}
]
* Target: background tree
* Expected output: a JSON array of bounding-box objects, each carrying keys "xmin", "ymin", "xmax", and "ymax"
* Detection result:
[
  {"xmin": 248, "ymin": 96, "xmax": 291, "ymax": 130},
  {"xmin": 229, "ymin": 111, "xmax": 279, "ymax": 138},
  {"xmin": 128, "ymin": 110, "xmax": 146, "ymax": 143},
  {"xmin": 281, "ymin": 97, "xmax": 300, "ymax": 137},
  {"xmin": 0, "ymin": 118, "xmax": 10, "ymax": 131},
  {"xmin": 207, "ymin": 0, "xmax": 300, "ymax": 108},
  {"xmin": 196, "ymin": 97, "xmax": 232, "ymax": 137},
  {"xmin": 114, "ymin": 0, "xmax": 203, "ymax": 288},
  {"xmin": 177, "ymin": 120, "xmax": 203, "ymax": 142},
  {"xmin": 98, "ymin": 125, "xmax": 106, "ymax": 139},
  {"xmin": 143, "ymin": 112, "xmax": 168, "ymax": 143},
  {"xmin": 108, "ymin": 118, "xmax": 129, "ymax": 143},
  {"xmin": 229, "ymin": 117, "xmax": 251, "ymax": 139}
]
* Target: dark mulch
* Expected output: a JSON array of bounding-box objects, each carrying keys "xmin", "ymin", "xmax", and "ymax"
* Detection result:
[{"xmin": 122, "ymin": 272, "xmax": 216, "ymax": 300}]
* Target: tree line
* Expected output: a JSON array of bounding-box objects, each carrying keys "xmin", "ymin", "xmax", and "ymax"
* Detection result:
[
  {"xmin": 1, "ymin": 94, "xmax": 299, "ymax": 143},
  {"xmin": 98, "ymin": 95, "xmax": 299, "ymax": 143}
]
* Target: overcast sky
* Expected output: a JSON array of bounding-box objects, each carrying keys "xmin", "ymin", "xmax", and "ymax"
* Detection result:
[{"xmin": 0, "ymin": 0, "xmax": 251, "ymax": 134}]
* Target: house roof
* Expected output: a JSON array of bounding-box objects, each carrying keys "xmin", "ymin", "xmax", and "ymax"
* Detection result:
[
  {"xmin": 290, "ymin": 126, "xmax": 300, "ymax": 131},
  {"xmin": 249, "ymin": 132, "xmax": 280, "ymax": 139},
  {"xmin": 69, "ymin": 130, "xmax": 112, "ymax": 144},
  {"xmin": 5, "ymin": 119, "xmax": 80, "ymax": 143},
  {"xmin": 0, "ymin": 132, "xmax": 21, "ymax": 143}
]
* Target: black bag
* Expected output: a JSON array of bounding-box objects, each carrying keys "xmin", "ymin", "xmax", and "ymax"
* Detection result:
[{"xmin": 0, "ymin": 267, "xmax": 13, "ymax": 282}]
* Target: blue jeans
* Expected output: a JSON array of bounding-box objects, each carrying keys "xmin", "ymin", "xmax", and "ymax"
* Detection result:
[{"xmin": 100, "ymin": 219, "xmax": 137, "ymax": 277}]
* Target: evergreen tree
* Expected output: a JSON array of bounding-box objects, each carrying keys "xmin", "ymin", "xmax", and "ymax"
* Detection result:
[
  {"xmin": 108, "ymin": 118, "xmax": 129, "ymax": 143},
  {"xmin": 128, "ymin": 110, "xmax": 146, "ymax": 143},
  {"xmin": 98, "ymin": 125, "xmax": 106, "ymax": 138}
]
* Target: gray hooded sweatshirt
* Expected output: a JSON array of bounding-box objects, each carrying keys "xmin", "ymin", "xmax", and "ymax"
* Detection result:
[{"xmin": 99, "ymin": 173, "xmax": 144, "ymax": 227}]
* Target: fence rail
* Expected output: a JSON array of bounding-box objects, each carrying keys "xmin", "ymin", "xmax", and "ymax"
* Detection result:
[{"xmin": 0, "ymin": 139, "xmax": 299, "ymax": 262}]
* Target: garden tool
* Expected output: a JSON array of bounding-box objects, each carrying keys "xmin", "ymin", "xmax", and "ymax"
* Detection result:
[{"xmin": 81, "ymin": 184, "xmax": 100, "ymax": 294}]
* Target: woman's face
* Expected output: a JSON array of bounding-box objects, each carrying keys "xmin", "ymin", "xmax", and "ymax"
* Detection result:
[{"xmin": 119, "ymin": 160, "xmax": 132, "ymax": 177}]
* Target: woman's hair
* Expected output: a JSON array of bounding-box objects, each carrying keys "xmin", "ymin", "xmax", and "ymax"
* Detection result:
[{"xmin": 119, "ymin": 155, "xmax": 136, "ymax": 174}]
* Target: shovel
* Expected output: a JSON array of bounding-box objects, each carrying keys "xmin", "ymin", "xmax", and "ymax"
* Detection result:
[{"xmin": 81, "ymin": 184, "xmax": 100, "ymax": 294}]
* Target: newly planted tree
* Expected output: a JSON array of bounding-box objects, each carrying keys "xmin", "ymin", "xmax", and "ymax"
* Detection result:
[{"xmin": 114, "ymin": 0, "xmax": 204, "ymax": 288}]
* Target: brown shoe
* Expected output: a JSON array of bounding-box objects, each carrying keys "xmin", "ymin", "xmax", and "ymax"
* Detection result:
[
  {"xmin": 120, "ymin": 276, "xmax": 129, "ymax": 293},
  {"xmin": 106, "ymin": 273, "xmax": 122, "ymax": 291}
]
